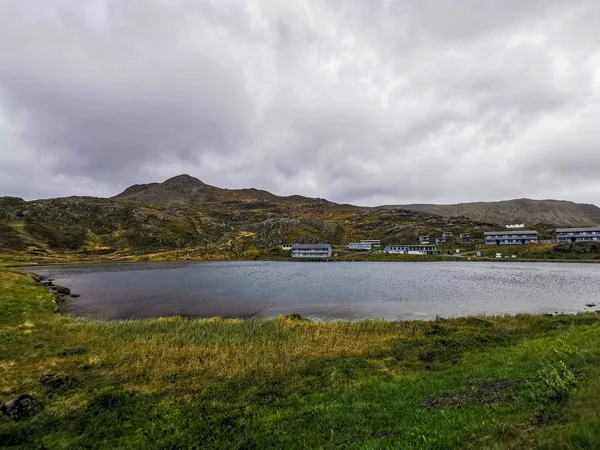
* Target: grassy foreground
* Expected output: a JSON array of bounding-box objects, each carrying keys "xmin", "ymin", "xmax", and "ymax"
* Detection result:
[{"xmin": 1, "ymin": 269, "xmax": 600, "ymax": 449}]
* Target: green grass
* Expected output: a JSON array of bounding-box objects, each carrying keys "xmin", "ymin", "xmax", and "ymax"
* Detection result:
[{"xmin": 1, "ymin": 268, "xmax": 600, "ymax": 448}]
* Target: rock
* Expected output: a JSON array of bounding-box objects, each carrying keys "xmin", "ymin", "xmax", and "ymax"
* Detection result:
[
  {"xmin": 55, "ymin": 286, "xmax": 70, "ymax": 295},
  {"xmin": 33, "ymin": 343, "xmax": 44, "ymax": 349},
  {"xmin": 585, "ymin": 303, "xmax": 596, "ymax": 308},
  {"xmin": 40, "ymin": 373, "xmax": 79, "ymax": 390},
  {"xmin": 41, "ymin": 280, "xmax": 54, "ymax": 287},
  {"xmin": 71, "ymin": 294, "xmax": 80, "ymax": 298},
  {"xmin": 1, "ymin": 395, "xmax": 43, "ymax": 421}
]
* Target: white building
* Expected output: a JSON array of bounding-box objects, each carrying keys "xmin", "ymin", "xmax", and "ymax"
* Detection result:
[
  {"xmin": 383, "ymin": 244, "xmax": 437, "ymax": 255},
  {"xmin": 291, "ymin": 244, "xmax": 332, "ymax": 258},
  {"xmin": 348, "ymin": 242, "xmax": 372, "ymax": 250},
  {"xmin": 506, "ymin": 221, "xmax": 525, "ymax": 229}
]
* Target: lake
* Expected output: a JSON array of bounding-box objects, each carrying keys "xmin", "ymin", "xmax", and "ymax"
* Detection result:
[{"xmin": 22, "ymin": 261, "xmax": 600, "ymax": 321}]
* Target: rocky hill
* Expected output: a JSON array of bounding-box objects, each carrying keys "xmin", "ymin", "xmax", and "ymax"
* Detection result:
[
  {"xmin": 388, "ymin": 198, "xmax": 600, "ymax": 227},
  {"xmin": 0, "ymin": 175, "xmax": 494, "ymax": 260}
]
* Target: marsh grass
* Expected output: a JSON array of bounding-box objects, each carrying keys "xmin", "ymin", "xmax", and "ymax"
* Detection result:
[{"xmin": 1, "ymin": 268, "xmax": 600, "ymax": 449}]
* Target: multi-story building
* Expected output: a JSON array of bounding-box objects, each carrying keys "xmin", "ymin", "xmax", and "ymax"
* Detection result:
[
  {"xmin": 383, "ymin": 244, "xmax": 437, "ymax": 255},
  {"xmin": 484, "ymin": 231, "xmax": 538, "ymax": 245},
  {"xmin": 291, "ymin": 244, "xmax": 332, "ymax": 258},
  {"xmin": 556, "ymin": 227, "xmax": 600, "ymax": 243}
]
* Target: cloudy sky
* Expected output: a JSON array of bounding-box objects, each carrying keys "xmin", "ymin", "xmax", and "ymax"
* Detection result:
[{"xmin": 1, "ymin": 0, "xmax": 600, "ymax": 206}]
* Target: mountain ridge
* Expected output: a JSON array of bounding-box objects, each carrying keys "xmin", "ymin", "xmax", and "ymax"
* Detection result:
[
  {"xmin": 1, "ymin": 175, "xmax": 598, "ymax": 260},
  {"xmin": 385, "ymin": 198, "xmax": 600, "ymax": 227}
]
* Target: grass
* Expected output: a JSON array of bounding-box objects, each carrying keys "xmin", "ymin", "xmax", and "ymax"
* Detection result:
[{"xmin": 1, "ymin": 267, "xmax": 600, "ymax": 448}]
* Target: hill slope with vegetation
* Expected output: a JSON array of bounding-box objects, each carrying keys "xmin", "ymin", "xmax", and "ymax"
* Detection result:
[
  {"xmin": 2, "ymin": 175, "xmax": 599, "ymax": 264},
  {"xmin": 389, "ymin": 198, "xmax": 600, "ymax": 227},
  {"xmin": 0, "ymin": 175, "xmax": 494, "ymax": 263}
]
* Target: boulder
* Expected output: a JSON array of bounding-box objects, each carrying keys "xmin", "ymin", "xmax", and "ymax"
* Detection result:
[
  {"xmin": 1, "ymin": 395, "xmax": 43, "ymax": 421},
  {"xmin": 55, "ymin": 286, "xmax": 70, "ymax": 295}
]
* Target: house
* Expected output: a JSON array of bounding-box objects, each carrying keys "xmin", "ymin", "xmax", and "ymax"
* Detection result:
[
  {"xmin": 359, "ymin": 239, "xmax": 381, "ymax": 247},
  {"xmin": 419, "ymin": 235, "xmax": 430, "ymax": 244},
  {"xmin": 442, "ymin": 232, "xmax": 454, "ymax": 239},
  {"xmin": 506, "ymin": 219, "xmax": 525, "ymax": 229},
  {"xmin": 291, "ymin": 244, "xmax": 332, "ymax": 258},
  {"xmin": 484, "ymin": 231, "xmax": 538, "ymax": 245},
  {"xmin": 556, "ymin": 227, "xmax": 600, "ymax": 243},
  {"xmin": 348, "ymin": 242, "xmax": 372, "ymax": 250},
  {"xmin": 383, "ymin": 244, "xmax": 437, "ymax": 255},
  {"xmin": 460, "ymin": 233, "xmax": 470, "ymax": 240},
  {"xmin": 435, "ymin": 238, "xmax": 446, "ymax": 245},
  {"xmin": 281, "ymin": 243, "xmax": 293, "ymax": 250}
]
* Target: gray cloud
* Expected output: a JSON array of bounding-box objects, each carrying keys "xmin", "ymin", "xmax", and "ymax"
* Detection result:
[{"xmin": 1, "ymin": 0, "xmax": 600, "ymax": 206}]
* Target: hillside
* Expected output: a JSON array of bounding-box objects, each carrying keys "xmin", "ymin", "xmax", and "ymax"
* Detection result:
[
  {"xmin": 388, "ymin": 198, "xmax": 600, "ymax": 227},
  {"xmin": 0, "ymin": 175, "xmax": 493, "ymax": 261}
]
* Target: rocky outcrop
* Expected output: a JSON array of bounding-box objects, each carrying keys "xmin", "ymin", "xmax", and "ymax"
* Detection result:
[{"xmin": 1, "ymin": 395, "xmax": 43, "ymax": 421}]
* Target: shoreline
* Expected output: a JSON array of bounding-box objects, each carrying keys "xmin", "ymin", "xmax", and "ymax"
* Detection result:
[{"xmin": 6, "ymin": 254, "xmax": 600, "ymax": 268}]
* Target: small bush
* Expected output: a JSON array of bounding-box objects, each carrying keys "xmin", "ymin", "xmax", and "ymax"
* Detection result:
[{"xmin": 524, "ymin": 361, "xmax": 576, "ymax": 404}]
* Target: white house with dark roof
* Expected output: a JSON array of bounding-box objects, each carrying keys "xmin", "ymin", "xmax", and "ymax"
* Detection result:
[
  {"xmin": 291, "ymin": 244, "xmax": 332, "ymax": 258},
  {"xmin": 556, "ymin": 227, "xmax": 600, "ymax": 243},
  {"xmin": 359, "ymin": 239, "xmax": 381, "ymax": 247}
]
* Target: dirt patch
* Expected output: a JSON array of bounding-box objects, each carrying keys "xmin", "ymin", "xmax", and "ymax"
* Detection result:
[{"xmin": 422, "ymin": 379, "xmax": 523, "ymax": 409}]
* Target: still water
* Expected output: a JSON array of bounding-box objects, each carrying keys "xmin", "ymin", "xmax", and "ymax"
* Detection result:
[{"xmin": 23, "ymin": 261, "xmax": 600, "ymax": 321}]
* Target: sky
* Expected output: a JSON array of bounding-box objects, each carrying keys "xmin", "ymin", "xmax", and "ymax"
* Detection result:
[{"xmin": 1, "ymin": 0, "xmax": 600, "ymax": 206}]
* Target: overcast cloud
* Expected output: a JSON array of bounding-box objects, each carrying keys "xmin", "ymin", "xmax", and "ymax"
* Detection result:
[{"xmin": 1, "ymin": 0, "xmax": 600, "ymax": 205}]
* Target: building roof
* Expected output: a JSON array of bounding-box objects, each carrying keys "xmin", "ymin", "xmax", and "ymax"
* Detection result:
[
  {"xmin": 484, "ymin": 230, "xmax": 537, "ymax": 236},
  {"xmin": 556, "ymin": 227, "xmax": 600, "ymax": 233},
  {"xmin": 292, "ymin": 243, "xmax": 332, "ymax": 249}
]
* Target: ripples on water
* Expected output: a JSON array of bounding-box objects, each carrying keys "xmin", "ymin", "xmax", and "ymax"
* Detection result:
[{"xmin": 23, "ymin": 261, "xmax": 600, "ymax": 321}]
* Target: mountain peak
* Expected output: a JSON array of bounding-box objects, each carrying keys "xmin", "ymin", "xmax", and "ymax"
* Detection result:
[
  {"xmin": 163, "ymin": 174, "xmax": 205, "ymax": 186},
  {"xmin": 113, "ymin": 174, "xmax": 209, "ymax": 204}
]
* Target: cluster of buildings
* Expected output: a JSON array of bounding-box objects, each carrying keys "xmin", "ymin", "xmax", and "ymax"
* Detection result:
[
  {"xmin": 484, "ymin": 226, "xmax": 600, "ymax": 245},
  {"xmin": 283, "ymin": 224, "xmax": 600, "ymax": 258}
]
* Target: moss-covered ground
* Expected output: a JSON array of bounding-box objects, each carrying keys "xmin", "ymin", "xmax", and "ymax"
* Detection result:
[{"xmin": 1, "ymin": 267, "xmax": 600, "ymax": 449}]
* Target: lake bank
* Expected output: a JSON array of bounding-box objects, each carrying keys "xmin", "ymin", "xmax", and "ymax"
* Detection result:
[{"xmin": 2, "ymin": 267, "xmax": 600, "ymax": 448}]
